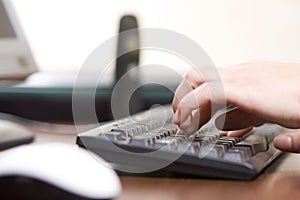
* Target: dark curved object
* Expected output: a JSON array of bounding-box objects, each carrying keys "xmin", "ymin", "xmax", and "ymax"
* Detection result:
[
  {"xmin": 114, "ymin": 15, "xmax": 142, "ymax": 118},
  {"xmin": 115, "ymin": 15, "xmax": 140, "ymax": 82}
]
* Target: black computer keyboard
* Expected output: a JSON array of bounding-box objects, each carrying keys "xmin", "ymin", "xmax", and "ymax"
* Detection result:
[{"xmin": 77, "ymin": 105, "xmax": 286, "ymax": 180}]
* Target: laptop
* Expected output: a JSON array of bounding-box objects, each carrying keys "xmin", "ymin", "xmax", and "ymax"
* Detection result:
[
  {"xmin": 0, "ymin": 0, "xmax": 37, "ymax": 80},
  {"xmin": 0, "ymin": 0, "xmax": 100, "ymax": 121}
]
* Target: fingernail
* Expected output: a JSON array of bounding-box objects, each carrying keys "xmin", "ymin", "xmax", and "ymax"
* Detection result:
[{"xmin": 274, "ymin": 135, "xmax": 292, "ymax": 150}]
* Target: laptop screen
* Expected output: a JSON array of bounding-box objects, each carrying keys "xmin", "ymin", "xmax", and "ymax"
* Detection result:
[
  {"xmin": 0, "ymin": 0, "xmax": 16, "ymax": 38},
  {"xmin": 0, "ymin": 0, "xmax": 37, "ymax": 79}
]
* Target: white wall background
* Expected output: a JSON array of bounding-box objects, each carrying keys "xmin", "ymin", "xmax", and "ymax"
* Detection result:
[{"xmin": 11, "ymin": 0, "xmax": 300, "ymax": 74}]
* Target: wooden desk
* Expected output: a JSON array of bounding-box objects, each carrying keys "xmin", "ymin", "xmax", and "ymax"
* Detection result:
[{"xmin": 34, "ymin": 130, "xmax": 300, "ymax": 200}]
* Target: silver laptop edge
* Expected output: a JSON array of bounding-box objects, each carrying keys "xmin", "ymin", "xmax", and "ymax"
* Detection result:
[{"xmin": 0, "ymin": 0, "xmax": 37, "ymax": 79}]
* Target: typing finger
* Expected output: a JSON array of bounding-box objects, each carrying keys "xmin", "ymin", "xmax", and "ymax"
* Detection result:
[
  {"xmin": 172, "ymin": 79, "xmax": 193, "ymax": 112},
  {"xmin": 172, "ymin": 67, "xmax": 227, "ymax": 112},
  {"xmin": 177, "ymin": 109, "xmax": 201, "ymax": 135},
  {"xmin": 173, "ymin": 81, "xmax": 235, "ymax": 129}
]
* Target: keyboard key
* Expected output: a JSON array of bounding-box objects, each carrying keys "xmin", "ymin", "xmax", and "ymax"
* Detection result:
[
  {"xmin": 193, "ymin": 138, "xmax": 210, "ymax": 146},
  {"xmin": 100, "ymin": 132, "xmax": 123, "ymax": 141},
  {"xmin": 205, "ymin": 145, "xmax": 225, "ymax": 158},
  {"xmin": 217, "ymin": 139, "xmax": 235, "ymax": 148},
  {"xmin": 111, "ymin": 126, "xmax": 136, "ymax": 137},
  {"xmin": 216, "ymin": 140, "xmax": 231, "ymax": 150},
  {"xmin": 155, "ymin": 138, "xmax": 179, "ymax": 149},
  {"xmin": 231, "ymin": 146, "xmax": 252, "ymax": 159},
  {"xmin": 198, "ymin": 144, "xmax": 216, "ymax": 158},
  {"xmin": 220, "ymin": 136, "xmax": 240, "ymax": 144},
  {"xmin": 223, "ymin": 149, "xmax": 245, "ymax": 162},
  {"xmin": 136, "ymin": 131, "xmax": 163, "ymax": 141},
  {"xmin": 235, "ymin": 135, "xmax": 268, "ymax": 155},
  {"xmin": 130, "ymin": 137, "xmax": 155, "ymax": 147}
]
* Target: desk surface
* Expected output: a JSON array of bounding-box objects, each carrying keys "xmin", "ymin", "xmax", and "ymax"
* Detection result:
[{"xmin": 34, "ymin": 130, "xmax": 300, "ymax": 200}]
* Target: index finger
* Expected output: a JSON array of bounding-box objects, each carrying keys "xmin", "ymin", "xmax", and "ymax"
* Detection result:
[
  {"xmin": 172, "ymin": 79, "xmax": 193, "ymax": 112},
  {"xmin": 172, "ymin": 67, "xmax": 220, "ymax": 112},
  {"xmin": 173, "ymin": 81, "xmax": 237, "ymax": 129}
]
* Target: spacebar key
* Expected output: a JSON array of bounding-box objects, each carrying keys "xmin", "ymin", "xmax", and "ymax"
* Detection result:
[{"xmin": 235, "ymin": 135, "xmax": 267, "ymax": 155}]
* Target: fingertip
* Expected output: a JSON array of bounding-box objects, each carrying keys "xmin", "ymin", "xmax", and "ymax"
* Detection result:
[
  {"xmin": 227, "ymin": 131, "xmax": 242, "ymax": 137},
  {"xmin": 274, "ymin": 135, "xmax": 292, "ymax": 152},
  {"xmin": 176, "ymin": 129, "xmax": 192, "ymax": 135},
  {"xmin": 178, "ymin": 115, "xmax": 192, "ymax": 130},
  {"xmin": 172, "ymin": 117, "xmax": 179, "ymax": 125},
  {"xmin": 172, "ymin": 98, "xmax": 178, "ymax": 112},
  {"xmin": 172, "ymin": 109, "xmax": 180, "ymax": 124},
  {"xmin": 227, "ymin": 131, "xmax": 235, "ymax": 137},
  {"xmin": 220, "ymin": 131, "xmax": 228, "ymax": 136}
]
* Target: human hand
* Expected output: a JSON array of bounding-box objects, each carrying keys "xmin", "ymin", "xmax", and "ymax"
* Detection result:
[{"xmin": 172, "ymin": 61, "xmax": 300, "ymax": 152}]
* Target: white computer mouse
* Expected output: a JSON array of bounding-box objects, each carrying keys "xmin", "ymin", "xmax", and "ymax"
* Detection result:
[{"xmin": 0, "ymin": 143, "xmax": 121, "ymax": 199}]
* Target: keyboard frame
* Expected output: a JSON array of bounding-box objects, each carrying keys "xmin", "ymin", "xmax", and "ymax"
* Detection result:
[{"xmin": 77, "ymin": 118, "xmax": 284, "ymax": 180}]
